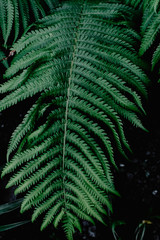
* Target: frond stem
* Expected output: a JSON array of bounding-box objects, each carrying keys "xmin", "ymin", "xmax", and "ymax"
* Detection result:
[{"xmin": 62, "ymin": 0, "xmax": 87, "ymax": 211}]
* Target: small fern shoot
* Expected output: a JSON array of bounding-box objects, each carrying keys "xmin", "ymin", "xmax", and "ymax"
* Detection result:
[{"xmin": 1, "ymin": 1, "xmax": 149, "ymax": 239}]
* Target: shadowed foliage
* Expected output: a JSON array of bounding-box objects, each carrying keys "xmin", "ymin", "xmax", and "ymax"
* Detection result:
[{"xmin": 1, "ymin": 0, "xmax": 159, "ymax": 239}]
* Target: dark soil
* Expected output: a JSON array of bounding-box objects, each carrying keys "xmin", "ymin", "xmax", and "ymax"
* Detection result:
[{"xmin": 0, "ymin": 83, "xmax": 160, "ymax": 240}]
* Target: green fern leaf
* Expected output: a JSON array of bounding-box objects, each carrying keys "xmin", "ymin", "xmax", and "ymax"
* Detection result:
[
  {"xmin": 0, "ymin": 0, "xmax": 7, "ymax": 41},
  {"xmin": 4, "ymin": 0, "xmax": 14, "ymax": 46},
  {"xmin": 1, "ymin": 1, "xmax": 149, "ymax": 239},
  {"xmin": 139, "ymin": 8, "xmax": 160, "ymax": 56},
  {"xmin": 0, "ymin": 0, "xmax": 60, "ymax": 48},
  {"xmin": 124, "ymin": 0, "xmax": 160, "ymax": 11},
  {"xmin": 152, "ymin": 43, "xmax": 160, "ymax": 68}
]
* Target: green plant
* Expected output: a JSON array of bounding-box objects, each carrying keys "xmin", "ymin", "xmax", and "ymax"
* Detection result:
[
  {"xmin": 134, "ymin": 212, "xmax": 160, "ymax": 240},
  {"xmin": 124, "ymin": 0, "xmax": 160, "ymax": 10},
  {"xmin": 0, "ymin": 0, "xmax": 159, "ymax": 239},
  {"xmin": 135, "ymin": 221, "xmax": 148, "ymax": 240},
  {"xmin": 0, "ymin": 0, "xmax": 60, "ymax": 48},
  {"xmin": 111, "ymin": 220, "xmax": 125, "ymax": 240},
  {"xmin": 0, "ymin": 198, "xmax": 30, "ymax": 232}
]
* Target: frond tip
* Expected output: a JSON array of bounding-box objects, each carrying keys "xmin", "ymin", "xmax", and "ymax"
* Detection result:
[{"xmin": 1, "ymin": 1, "xmax": 149, "ymax": 239}]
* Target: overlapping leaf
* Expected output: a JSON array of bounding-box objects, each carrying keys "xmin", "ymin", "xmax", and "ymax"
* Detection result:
[{"xmin": 0, "ymin": 0, "xmax": 60, "ymax": 48}]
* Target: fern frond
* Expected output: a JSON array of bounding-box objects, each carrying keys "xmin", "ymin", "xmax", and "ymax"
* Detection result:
[
  {"xmin": 0, "ymin": 0, "xmax": 60, "ymax": 48},
  {"xmin": 135, "ymin": 0, "xmax": 160, "ymax": 82},
  {"xmin": 6, "ymin": 102, "xmax": 39, "ymax": 161},
  {"xmin": 0, "ymin": 0, "xmax": 7, "ymax": 41},
  {"xmin": 1, "ymin": 1, "xmax": 149, "ymax": 239},
  {"xmin": 152, "ymin": 43, "xmax": 160, "ymax": 68},
  {"xmin": 139, "ymin": 7, "xmax": 160, "ymax": 56},
  {"xmin": 145, "ymin": 0, "xmax": 160, "ymax": 11},
  {"xmin": 4, "ymin": 0, "xmax": 14, "ymax": 46},
  {"xmin": 124, "ymin": 0, "xmax": 160, "ymax": 11}
]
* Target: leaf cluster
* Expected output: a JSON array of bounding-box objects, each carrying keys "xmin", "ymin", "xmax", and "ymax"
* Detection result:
[{"xmin": 0, "ymin": 0, "xmax": 159, "ymax": 239}]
